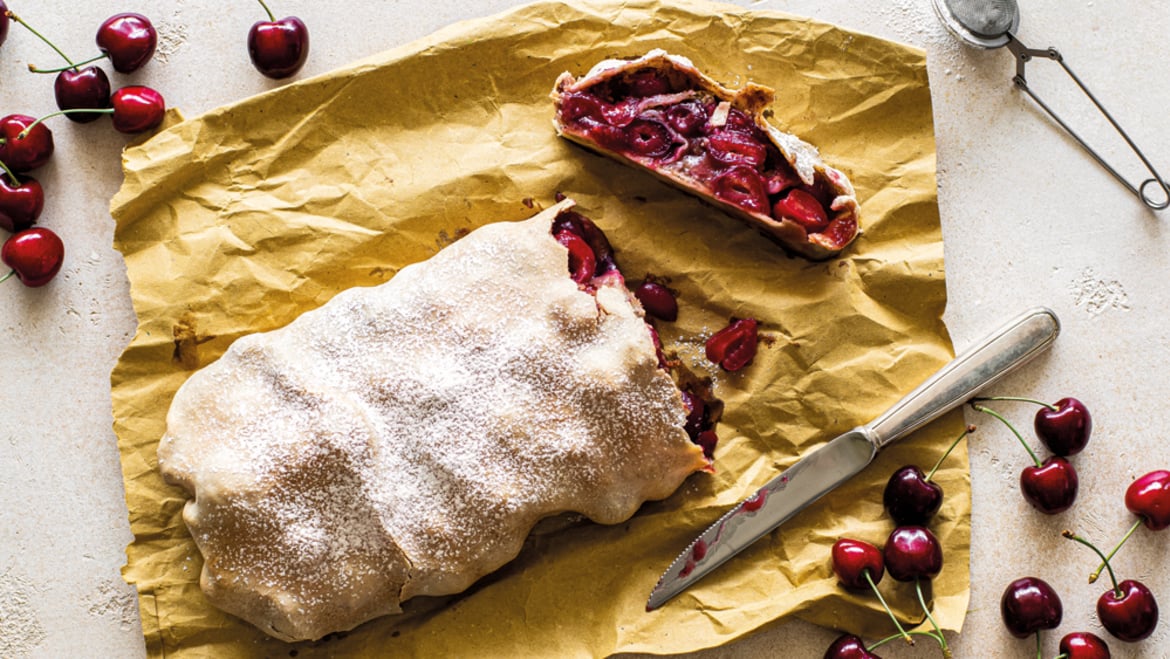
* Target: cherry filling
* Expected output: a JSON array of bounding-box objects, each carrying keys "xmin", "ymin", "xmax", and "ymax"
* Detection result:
[
  {"xmin": 557, "ymin": 68, "xmax": 850, "ymax": 243},
  {"xmin": 552, "ymin": 210, "xmax": 719, "ymax": 461},
  {"xmin": 705, "ymin": 318, "xmax": 759, "ymax": 372}
]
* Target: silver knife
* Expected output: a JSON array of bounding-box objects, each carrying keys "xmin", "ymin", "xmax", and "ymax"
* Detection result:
[{"xmin": 647, "ymin": 306, "xmax": 1061, "ymax": 611}]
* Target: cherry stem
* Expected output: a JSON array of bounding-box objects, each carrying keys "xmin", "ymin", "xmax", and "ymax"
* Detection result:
[
  {"xmin": 4, "ymin": 11, "xmax": 77, "ymax": 69},
  {"xmin": 970, "ymin": 403, "xmax": 1042, "ymax": 468},
  {"xmin": 915, "ymin": 577, "xmax": 949, "ymax": 654},
  {"xmin": 926, "ymin": 424, "xmax": 976, "ymax": 481},
  {"xmin": 0, "ymin": 159, "xmax": 20, "ymax": 185},
  {"xmin": 1089, "ymin": 517, "xmax": 1144, "ymax": 584},
  {"xmin": 971, "ymin": 395, "xmax": 1059, "ymax": 412},
  {"xmin": 28, "ymin": 54, "xmax": 107, "ymax": 74},
  {"xmin": 0, "ymin": 270, "xmax": 14, "ymax": 285},
  {"xmin": 864, "ymin": 569, "xmax": 913, "ymax": 645},
  {"xmin": 18, "ymin": 108, "xmax": 115, "ymax": 137},
  {"xmin": 867, "ymin": 630, "xmax": 942, "ymax": 652},
  {"xmin": 1062, "ymin": 530, "xmax": 1121, "ymax": 596},
  {"xmin": 256, "ymin": 0, "xmax": 276, "ymax": 22},
  {"xmin": 1035, "ymin": 631, "xmax": 1042, "ymax": 659}
]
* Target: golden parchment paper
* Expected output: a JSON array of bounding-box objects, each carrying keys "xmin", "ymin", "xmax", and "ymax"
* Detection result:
[{"xmin": 109, "ymin": 0, "xmax": 968, "ymax": 656}]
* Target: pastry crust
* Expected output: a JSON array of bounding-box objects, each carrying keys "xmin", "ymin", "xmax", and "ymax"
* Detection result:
[
  {"xmin": 552, "ymin": 50, "xmax": 860, "ymax": 260},
  {"xmin": 157, "ymin": 199, "xmax": 708, "ymax": 642}
]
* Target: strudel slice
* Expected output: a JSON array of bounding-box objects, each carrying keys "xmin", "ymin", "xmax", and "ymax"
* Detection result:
[
  {"xmin": 552, "ymin": 50, "xmax": 860, "ymax": 260},
  {"xmin": 157, "ymin": 199, "xmax": 713, "ymax": 642}
]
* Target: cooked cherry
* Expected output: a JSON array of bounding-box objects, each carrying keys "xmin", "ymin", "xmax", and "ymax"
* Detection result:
[
  {"xmin": 831, "ymin": 538, "xmax": 884, "ymax": 591},
  {"xmin": 624, "ymin": 69, "xmax": 671, "ymax": 97},
  {"xmin": 705, "ymin": 318, "xmax": 758, "ymax": 372},
  {"xmin": 664, "ymin": 100, "xmax": 708, "ymax": 137},
  {"xmin": 712, "ymin": 166, "xmax": 769, "ymax": 214},
  {"xmin": 561, "ymin": 92, "xmax": 606, "ymax": 123},
  {"xmin": 883, "ymin": 525, "xmax": 942, "ymax": 582},
  {"xmin": 716, "ymin": 107, "xmax": 755, "ymax": 133},
  {"xmin": 634, "ymin": 279, "xmax": 678, "ymax": 321},
  {"xmin": 555, "ymin": 230, "xmax": 596, "ymax": 285},
  {"xmin": 774, "ymin": 189, "xmax": 830, "ymax": 233},
  {"xmin": 695, "ymin": 429, "xmax": 718, "ymax": 459},
  {"xmin": 623, "ymin": 118, "xmax": 673, "ymax": 158},
  {"xmin": 1000, "ymin": 576, "xmax": 1062, "ymax": 639},
  {"xmin": 680, "ymin": 389, "xmax": 706, "ymax": 438},
  {"xmin": 707, "ymin": 129, "xmax": 766, "ymax": 167}
]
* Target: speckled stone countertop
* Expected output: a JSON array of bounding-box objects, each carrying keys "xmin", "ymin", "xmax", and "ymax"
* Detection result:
[{"xmin": 1, "ymin": 1, "xmax": 1167, "ymax": 657}]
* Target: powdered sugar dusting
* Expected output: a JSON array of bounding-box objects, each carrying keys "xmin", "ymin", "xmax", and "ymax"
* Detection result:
[{"xmin": 157, "ymin": 202, "xmax": 705, "ymax": 641}]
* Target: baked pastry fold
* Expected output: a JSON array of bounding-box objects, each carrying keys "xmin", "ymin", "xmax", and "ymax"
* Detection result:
[{"xmin": 157, "ymin": 199, "xmax": 708, "ymax": 642}]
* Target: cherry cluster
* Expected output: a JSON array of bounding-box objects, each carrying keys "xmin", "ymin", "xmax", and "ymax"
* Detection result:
[{"xmin": 824, "ymin": 425, "xmax": 974, "ymax": 658}]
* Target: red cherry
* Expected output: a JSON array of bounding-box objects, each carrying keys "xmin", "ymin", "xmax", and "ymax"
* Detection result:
[
  {"xmin": 96, "ymin": 13, "xmax": 157, "ymax": 73},
  {"xmin": 1125, "ymin": 469, "xmax": 1170, "ymax": 530},
  {"xmin": 1058, "ymin": 632, "xmax": 1111, "ymax": 658},
  {"xmin": 1019, "ymin": 456, "xmax": 1078, "ymax": 514},
  {"xmin": 883, "ymin": 525, "xmax": 942, "ymax": 582},
  {"xmin": 0, "ymin": 2, "xmax": 10, "ymax": 49},
  {"xmin": 774, "ymin": 188, "xmax": 830, "ymax": 233},
  {"xmin": 54, "ymin": 67, "xmax": 112, "ymax": 122},
  {"xmin": 561, "ymin": 92, "xmax": 606, "ymax": 123},
  {"xmin": 1, "ymin": 227, "xmax": 64, "ymax": 287},
  {"xmin": 694, "ymin": 429, "xmax": 718, "ymax": 460},
  {"xmin": 555, "ymin": 230, "xmax": 596, "ymax": 285},
  {"xmin": 1000, "ymin": 576, "xmax": 1062, "ymax": 639},
  {"xmin": 1034, "ymin": 397, "xmax": 1092, "ymax": 456},
  {"xmin": 707, "ymin": 129, "xmax": 767, "ymax": 167},
  {"xmin": 664, "ymin": 100, "xmax": 708, "ymax": 137},
  {"xmin": 248, "ymin": 7, "xmax": 309, "ymax": 79},
  {"xmin": 550, "ymin": 210, "xmax": 615, "ymax": 274},
  {"xmin": 0, "ymin": 173, "xmax": 45, "ymax": 233},
  {"xmin": 883, "ymin": 465, "xmax": 943, "ymax": 525},
  {"xmin": 633, "ymin": 279, "xmax": 678, "ymax": 321},
  {"xmin": 705, "ymin": 317, "xmax": 759, "ymax": 372},
  {"xmin": 622, "ymin": 118, "xmax": 674, "ymax": 158},
  {"xmin": 831, "ymin": 538, "xmax": 884, "ymax": 591},
  {"xmin": 823, "ymin": 634, "xmax": 881, "ymax": 659},
  {"xmin": 624, "ymin": 69, "xmax": 672, "ymax": 97},
  {"xmin": 0, "ymin": 115, "xmax": 54, "ymax": 173},
  {"xmin": 680, "ymin": 389, "xmax": 706, "ymax": 438},
  {"xmin": 712, "ymin": 166, "xmax": 769, "ymax": 214},
  {"xmin": 110, "ymin": 86, "xmax": 166, "ymax": 134},
  {"xmin": 1097, "ymin": 579, "xmax": 1158, "ymax": 642}
]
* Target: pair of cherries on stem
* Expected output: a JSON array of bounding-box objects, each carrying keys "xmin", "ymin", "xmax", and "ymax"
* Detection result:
[
  {"xmin": 971, "ymin": 396, "xmax": 1091, "ymax": 515},
  {"xmin": 1000, "ymin": 576, "xmax": 1113, "ymax": 658}
]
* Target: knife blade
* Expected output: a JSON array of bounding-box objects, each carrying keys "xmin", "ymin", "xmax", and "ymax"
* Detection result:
[{"xmin": 647, "ymin": 306, "xmax": 1060, "ymax": 611}]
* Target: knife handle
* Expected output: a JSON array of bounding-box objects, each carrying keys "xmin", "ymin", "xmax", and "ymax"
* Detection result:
[{"xmin": 866, "ymin": 307, "xmax": 1060, "ymax": 449}]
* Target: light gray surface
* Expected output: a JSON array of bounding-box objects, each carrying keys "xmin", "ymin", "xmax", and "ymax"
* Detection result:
[{"xmin": 1, "ymin": 1, "xmax": 1167, "ymax": 657}]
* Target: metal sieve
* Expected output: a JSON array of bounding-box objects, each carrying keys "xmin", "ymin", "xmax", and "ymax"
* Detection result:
[{"xmin": 933, "ymin": 0, "xmax": 1169, "ymax": 210}]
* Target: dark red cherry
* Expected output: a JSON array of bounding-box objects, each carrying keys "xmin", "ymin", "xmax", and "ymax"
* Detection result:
[
  {"xmin": 550, "ymin": 211, "xmax": 614, "ymax": 274},
  {"xmin": 695, "ymin": 429, "xmax": 718, "ymax": 460},
  {"xmin": 634, "ymin": 279, "xmax": 678, "ymax": 321},
  {"xmin": 0, "ymin": 1, "xmax": 9, "ymax": 48},
  {"xmin": 555, "ymin": 230, "xmax": 596, "ymax": 285},
  {"xmin": 1019, "ymin": 456, "xmax": 1078, "ymax": 514},
  {"xmin": 622, "ymin": 118, "xmax": 673, "ymax": 158},
  {"xmin": 624, "ymin": 69, "xmax": 671, "ymax": 97},
  {"xmin": 823, "ymin": 634, "xmax": 881, "ymax": 659},
  {"xmin": 883, "ymin": 465, "xmax": 943, "ymax": 525},
  {"xmin": 774, "ymin": 188, "xmax": 830, "ymax": 233},
  {"xmin": 0, "ymin": 115, "xmax": 54, "ymax": 173},
  {"xmin": 831, "ymin": 538, "xmax": 884, "ymax": 591},
  {"xmin": 707, "ymin": 129, "xmax": 766, "ymax": 167},
  {"xmin": 712, "ymin": 166, "xmax": 769, "ymax": 214},
  {"xmin": 1, "ymin": 226, "xmax": 64, "ymax": 287},
  {"xmin": 110, "ymin": 86, "xmax": 166, "ymax": 133},
  {"xmin": 561, "ymin": 92, "xmax": 606, "ymax": 123},
  {"xmin": 1058, "ymin": 631, "xmax": 1111, "ymax": 659},
  {"xmin": 96, "ymin": 13, "xmax": 157, "ymax": 73},
  {"xmin": 1034, "ymin": 397, "xmax": 1092, "ymax": 456},
  {"xmin": 1097, "ymin": 579, "xmax": 1158, "ymax": 642},
  {"xmin": 705, "ymin": 318, "xmax": 758, "ymax": 372},
  {"xmin": 883, "ymin": 525, "xmax": 942, "ymax": 582},
  {"xmin": 664, "ymin": 100, "xmax": 708, "ymax": 137},
  {"xmin": 54, "ymin": 67, "xmax": 112, "ymax": 122},
  {"xmin": 1125, "ymin": 469, "xmax": 1170, "ymax": 530},
  {"xmin": 0, "ymin": 174, "xmax": 44, "ymax": 233},
  {"xmin": 1000, "ymin": 576, "xmax": 1062, "ymax": 639},
  {"xmin": 680, "ymin": 389, "xmax": 706, "ymax": 438},
  {"xmin": 248, "ymin": 12, "xmax": 309, "ymax": 79},
  {"xmin": 717, "ymin": 107, "xmax": 755, "ymax": 134}
]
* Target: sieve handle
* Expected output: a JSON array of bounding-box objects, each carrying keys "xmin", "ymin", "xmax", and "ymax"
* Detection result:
[{"xmin": 1006, "ymin": 34, "xmax": 1170, "ymax": 211}]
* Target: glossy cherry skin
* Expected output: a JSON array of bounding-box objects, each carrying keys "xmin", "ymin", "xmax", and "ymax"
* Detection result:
[
  {"xmin": 110, "ymin": 87, "xmax": 166, "ymax": 134},
  {"xmin": 1126, "ymin": 469, "xmax": 1170, "ymax": 530},
  {"xmin": 634, "ymin": 280, "xmax": 678, "ymax": 321},
  {"xmin": 0, "ymin": 1, "xmax": 9, "ymax": 49},
  {"xmin": 1058, "ymin": 631, "xmax": 1111, "ymax": 658},
  {"xmin": 831, "ymin": 538, "xmax": 884, "ymax": 591},
  {"xmin": 1034, "ymin": 397, "xmax": 1092, "ymax": 456},
  {"xmin": 1020, "ymin": 456, "xmax": 1078, "ymax": 514},
  {"xmin": 1098, "ymin": 579, "xmax": 1158, "ymax": 642},
  {"xmin": 96, "ymin": 13, "xmax": 156, "ymax": 73},
  {"xmin": 54, "ymin": 67, "xmax": 112, "ymax": 122},
  {"xmin": 248, "ymin": 16, "xmax": 309, "ymax": 79},
  {"xmin": 0, "ymin": 175, "xmax": 45, "ymax": 233},
  {"xmin": 883, "ymin": 465, "xmax": 942, "ymax": 525},
  {"xmin": 1000, "ymin": 576, "xmax": 1062, "ymax": 639},
  {"xmin": 0, "ymin": 115, "xmax": 54, "ymax": 173},
  {"xmin": 2, "ymin": 227, "xmax": 64, "ymax": 287},
  {"xmin": 883, "ymin": 526, "xmax": 942, "ymax": 582},
  {"xmin": 823, "ymin": 634, "xmax": 881, "ymax": 659},
  {"xmin": 705, "ymin": 318, "xmax": 759, "ymax": 372}
]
